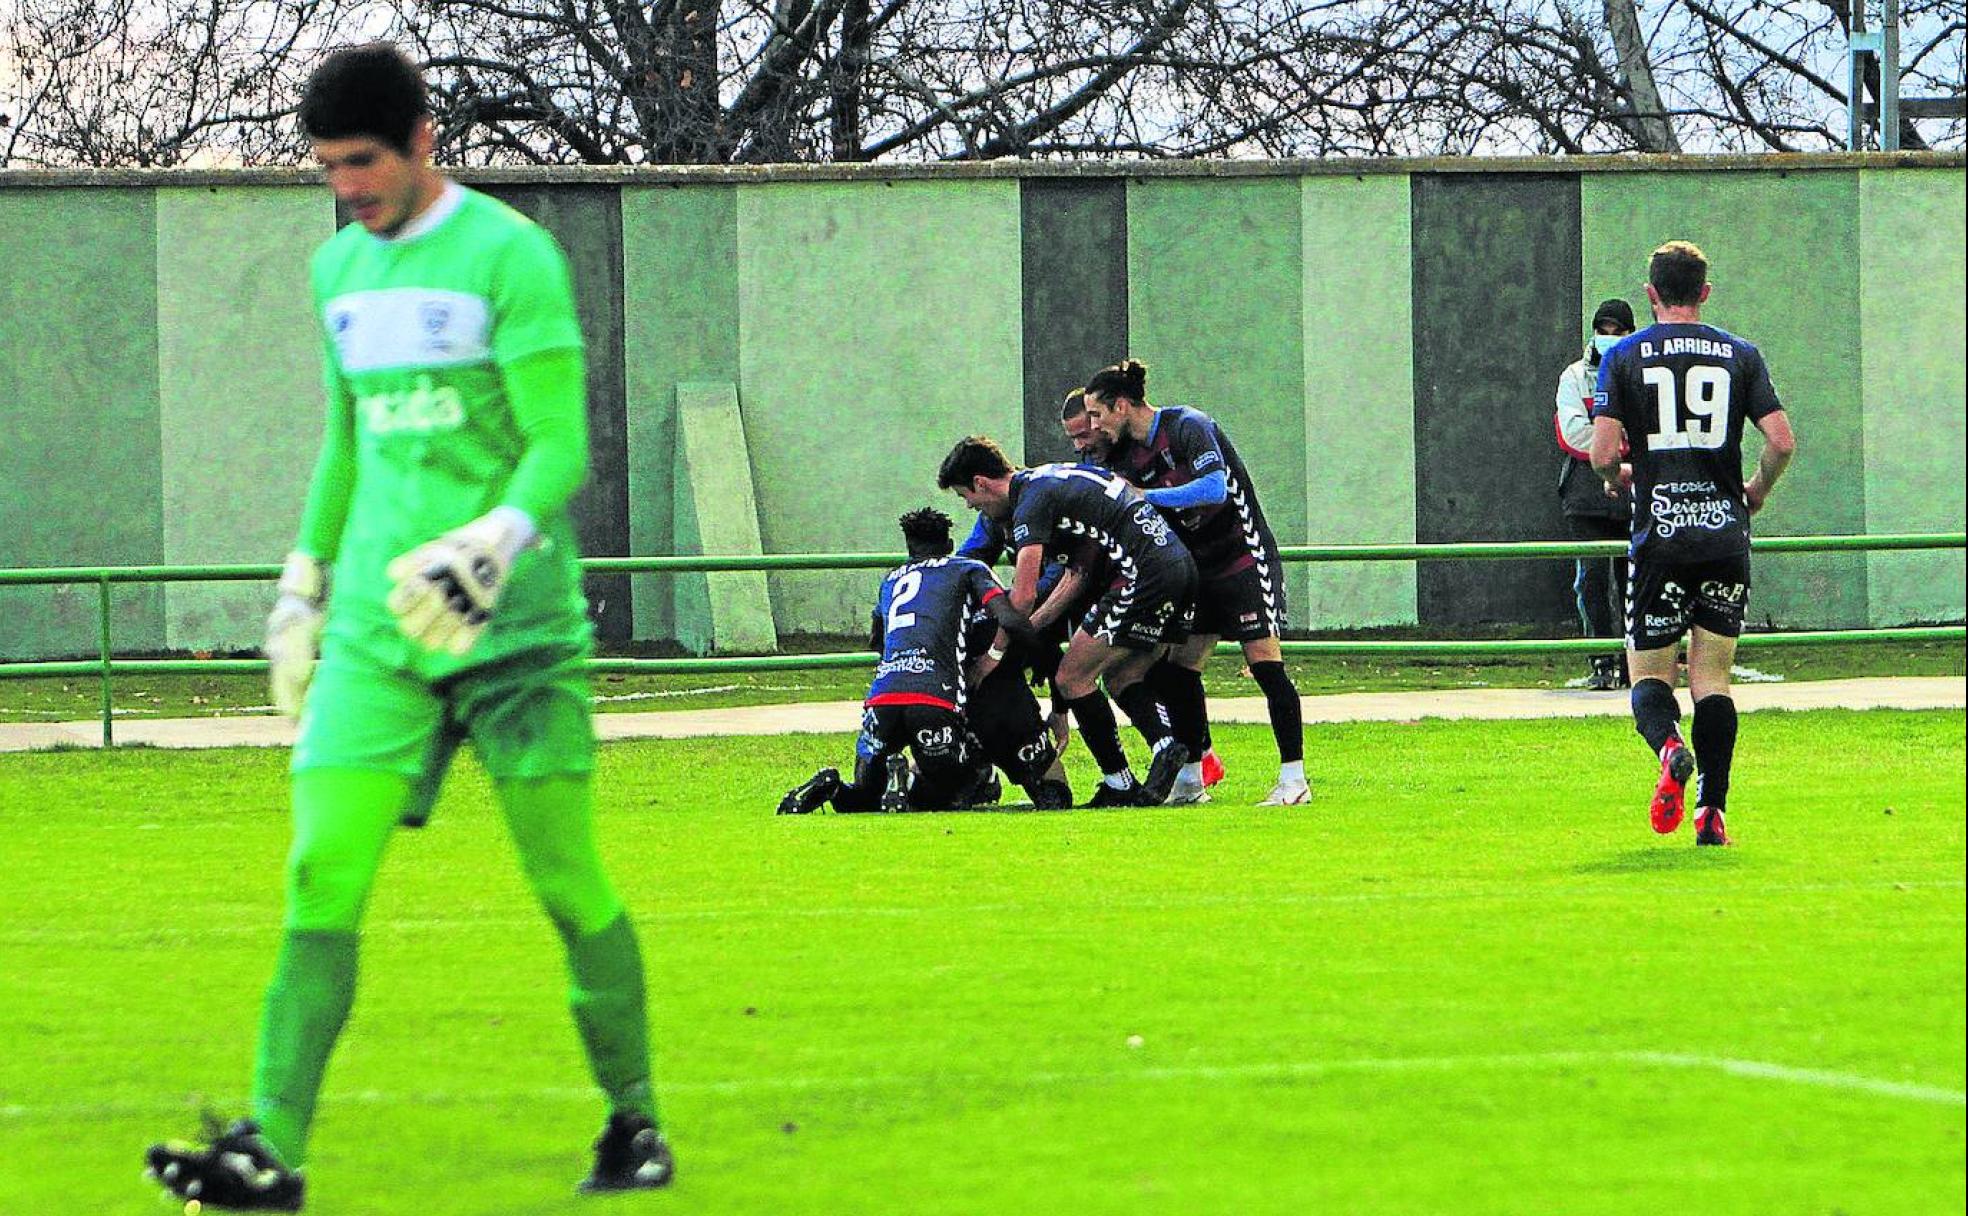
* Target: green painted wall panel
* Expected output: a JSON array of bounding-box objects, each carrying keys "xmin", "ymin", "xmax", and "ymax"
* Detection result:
[
  {"xmin": 1020, "ymin": 179, "xmax": 1127, "ymax": 465},
  {"xmin": 622, "ymin": 185, "xmax": 740, "ymax": 643},
  {"xmin": 1301, "ymin": 174, "xmax": 1417, "ymax": 627},
  {"xmin": 1860, "ymin": 169, "xmax": 1966, "ymax": 625},
  {"xmin": 155, "ymin": 185, "xmax": 331, "ymax": 652},
  {"xmin": 1582, "ymin": 171, "xmax": 1868, "ymax": 629},
  {"xmin": 485, "ymin": 185, "xmax": 634, "ymax": 642},
  {"xmin": 1411, "ymin": 174, "xmax": 1581, "ymax": 628},
  {"xmin": 1126, "ymin": 178, "xmax": 1309, "ymax": 625},
  {"xmin": 0, "ymin": 189, "xmax": 164, "ymax": 659},
  {"xmin": 736, "ymin": 181, "xmax": 1024, "ymax": 634}
]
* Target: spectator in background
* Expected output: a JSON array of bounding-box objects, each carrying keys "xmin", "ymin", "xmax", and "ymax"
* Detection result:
[{"xmin": 1556, "ymin": 298, "xmax": 1637, "ymax": 690}]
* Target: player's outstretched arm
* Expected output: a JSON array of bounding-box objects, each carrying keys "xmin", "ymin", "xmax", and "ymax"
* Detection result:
[
  {"xmin": 1029, "ymin": 567, "xmax": 1088, "ymax": 633},
  {"xmin": 985, "ymin": 593, "xmax": 1041, "ymax": 650},
  {"xmin": 266, "ymin": 359, "xmax": 357, "ymax": 716},
  {"xmin": 1745, "ymin": 409, "xmax": 1795, "ymax": 513}
]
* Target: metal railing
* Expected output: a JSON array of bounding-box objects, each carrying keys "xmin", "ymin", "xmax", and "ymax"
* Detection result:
[{"xmin": 1, "ymin": 532, "xmax": 1962, "ymax": 745}]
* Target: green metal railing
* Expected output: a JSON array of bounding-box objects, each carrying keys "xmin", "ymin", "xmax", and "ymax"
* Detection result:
[{"xmin": 1, "ymin": 532, "xmax": 1962, "ymax": 745}]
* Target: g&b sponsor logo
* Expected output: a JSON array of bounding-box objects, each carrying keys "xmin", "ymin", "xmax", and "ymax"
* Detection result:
[
  {"xmin": 915, "ymin": 724, "xmax": 958, "ymax": 755},
  {"xmin": 1700, "ymin": 580, "xmax": 1747, "ymax": 606}
]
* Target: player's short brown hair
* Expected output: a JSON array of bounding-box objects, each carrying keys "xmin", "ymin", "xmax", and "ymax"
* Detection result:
[
  {"xmin": 1059, "ymin": 387, "xmax": 1088, "ymax": 421},
  {"xmin": 937, "ymin": 436, "xmax": 1013, "ymax": 489},
  {"xmin": 1649, "ymin": 240, "xmax": 1709, "ymax": 307},
  {"xmin": 1084, "ymin": 359, "xmax": 1148, "ymax": 407}
]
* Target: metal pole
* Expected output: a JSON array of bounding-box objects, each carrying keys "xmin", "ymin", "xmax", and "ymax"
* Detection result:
[
  {"xmin": 1883, "ymin": 0, "xmax": 1902, "ymax": 151},
  {"xmin": 98, "ymin": 576, "xmax": 114, "ymax": 746},
  {"xmin": 1849, "ymin": 1, "xmax": 1871, "ymax": 151}
]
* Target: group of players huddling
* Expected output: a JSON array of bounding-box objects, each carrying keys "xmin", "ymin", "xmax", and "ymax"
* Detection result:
[
  {"xmin": 777, "ymin": 358, "xmax": 1311, "ymax": 816},
  {"xmin": 781, "ymin": 239, "xmax": 1795, "ymax": 841},
  {"xmin": 137, "ymin": 36, "xmax": 1800, "ymax": 1213}
]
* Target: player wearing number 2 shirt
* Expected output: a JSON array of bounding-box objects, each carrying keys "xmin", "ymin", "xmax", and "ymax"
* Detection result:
[
  {"xmin": 777, "ymin": 508, "xmax": 1038, "ymax": 815},
  {"xmin": 1590, "ymin": 240, "xmax": 1796, "ymax": 848}
]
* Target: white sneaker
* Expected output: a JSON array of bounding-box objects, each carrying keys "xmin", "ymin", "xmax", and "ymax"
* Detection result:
[
  {"xmin": 1259, "ymin": 778, "xmax": 1311, "ymax": 806},
  {"xmin": 1166, "ymin": 773, "xmax": 1210, "ymax": 805}
]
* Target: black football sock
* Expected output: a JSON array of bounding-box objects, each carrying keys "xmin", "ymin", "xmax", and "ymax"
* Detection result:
[
  {"xmin": 1066, "ymin": 692, "xmax": 1131, "ymax": 778},
  {"xmin": 1249, "ymin": 660, "xmax": 1303, "ymax": 764},
  {"xmin": 1692, "ymin": 694, "xmax": 1738, "ymax": 810},
  {"xmin": 1112, "ymin": 681, "xmax": 1174, "ymax": 749},
  {"xmin": 1630, "ymin": 678, "xmax": 1682, "ymax": 756},
  {"xmin": 1152, "ymin": 661, "xmax": 1210, "ymax": 756}
]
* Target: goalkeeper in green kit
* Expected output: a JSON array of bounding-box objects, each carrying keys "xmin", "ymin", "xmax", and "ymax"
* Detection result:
[{"xmin": 145, "ymin": 44, "xmax": 672, "ymax": 1209}]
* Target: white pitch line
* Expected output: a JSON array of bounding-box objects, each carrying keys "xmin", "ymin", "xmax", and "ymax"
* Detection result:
[
  {"xmin": 4, "ymin": 1051, "xmax": 1959, "ymax": 1123},
  {"xmin": 2, "ymin": 879, "xmax": 1959, "ymax": 948}
]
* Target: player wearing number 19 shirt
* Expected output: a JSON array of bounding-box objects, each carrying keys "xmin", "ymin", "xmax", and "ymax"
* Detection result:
[{"xmin": 1591, "ymin": 240, "xmax": 1796, "ymax": 847}]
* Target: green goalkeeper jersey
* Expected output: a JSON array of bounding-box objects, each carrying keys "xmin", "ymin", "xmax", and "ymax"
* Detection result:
[{"xmin": 304, "ymin": 183, "xmax": 592, "ymax": 674}]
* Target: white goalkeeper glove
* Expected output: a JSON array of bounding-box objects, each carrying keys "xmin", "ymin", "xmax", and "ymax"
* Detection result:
[
  {"xmin": 385, "ymin": 506, "xmax": 538, "ymax": 656},
  {"xmin": 265, "ymin": 552, "xmax": 327, "ymax": 718}
]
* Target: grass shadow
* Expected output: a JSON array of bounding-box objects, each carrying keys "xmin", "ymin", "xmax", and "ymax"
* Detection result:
[{"xmin": 1575, "ymin": 845, "xmax": 1746, "ymax": 875}]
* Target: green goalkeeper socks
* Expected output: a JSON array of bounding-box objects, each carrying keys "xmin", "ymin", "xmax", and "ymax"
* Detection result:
[
  {"xmin": 251, "ymin": 928, "xmax": 359, "ymax": 1166},
  {"xmin": 559, "ymin": 912, "xmax": 659, "ymax": 1122}
]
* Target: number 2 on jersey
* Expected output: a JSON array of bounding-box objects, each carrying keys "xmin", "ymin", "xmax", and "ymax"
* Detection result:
[
  {"xmin": 887, "ymin": 571, "xmax": 923, "ymax": 634},
  {"xmin": 1642, "ymin": 365, "xmax": 1730, "ymax": 450}
]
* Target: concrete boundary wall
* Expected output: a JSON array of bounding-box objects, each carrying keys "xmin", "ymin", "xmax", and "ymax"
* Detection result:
[{"xmin": 0, "ymin": 153, "xmax": 1961, "ymax": 658}]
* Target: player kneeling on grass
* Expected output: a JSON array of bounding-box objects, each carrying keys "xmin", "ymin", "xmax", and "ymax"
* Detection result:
[
  {"xmin": 778, "ymin": 508, "xmax": 1053, "ymax": 814},
  {"xmin": 146, "ymin": 44, "xmax": 670, "ymax": 1211},
  {"xmin": 938, "ymin": 437, "xmax": 1202, "ymax": 807}
]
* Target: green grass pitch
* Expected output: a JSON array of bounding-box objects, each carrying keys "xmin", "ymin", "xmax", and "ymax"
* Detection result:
[{"xmin": 1, "ymin": 710, "xmax": 1961, "ymax": 1214}]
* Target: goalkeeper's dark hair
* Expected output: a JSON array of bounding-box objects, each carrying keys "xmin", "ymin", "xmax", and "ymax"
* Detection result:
[
  {"xmin": 1084, "ymin": 358, "xmax": 1148, "ymax": 407},
  {"xmin": 899, "ymin": 507, "xmax": 955, "ymax": 557},
  {"xmin": 937, "ymin": 435, "xmax": 1014, "ymax": 490},
  {"xmin": 1060, "ymin": 387, "xmax": 1088, "ymax": 421},
  {"xmin": 300, "ymin": 43, "xmax": 429, "ymax": 154}
]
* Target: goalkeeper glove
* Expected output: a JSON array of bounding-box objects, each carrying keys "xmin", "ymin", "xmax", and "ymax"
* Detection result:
[
  {"xmin": 265, "ymin": 552, "xmax": 327, "ymax": 718},
  {"xmin": 385, "ymin": 506, "xmax": 537, "ymax": 656}
]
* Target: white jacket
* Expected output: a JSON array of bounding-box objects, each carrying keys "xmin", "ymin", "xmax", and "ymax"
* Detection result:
[{"xmin": 1554, "ymin": 354, "xmax": 1596, "ymax": 459}]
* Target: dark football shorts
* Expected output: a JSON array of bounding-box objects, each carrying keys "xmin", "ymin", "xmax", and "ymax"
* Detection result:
[
  {"xmin": 841, "ymin": 702, "xmax": 990, "ymax": 811},
  {"xmin": 1626, "ymin": 554, "xmax": 1752, "ymax": 651},
  {"xmin": 966, "ymin": 663, "xmax": 1058, "ymax": 786},
  {"xmin": 1193, "ymin": 555, "xmax": 1286, "ymax": 642},
  {"xmin": 1081, "ymin": 561, "xmax": 1197, "ymax": 651}
]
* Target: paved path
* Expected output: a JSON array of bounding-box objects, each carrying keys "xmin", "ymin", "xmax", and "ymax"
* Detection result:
[{"xmin": 2, "ymin": 677, "xmax": 1959, "ymax": 754}]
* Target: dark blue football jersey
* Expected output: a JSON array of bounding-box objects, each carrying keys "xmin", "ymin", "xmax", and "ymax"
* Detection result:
[
  {"xmin": 865, "ymin": 556, "xmax": 1004, "ymax": 709},
  {"xmin": 1006, "ymin": 463, "xmax": 1191, "ymax": 587},
  {"xmin": 1102, "ymin": 405, "xmax": 1277, "ymax": 576},
  {"xmin": 1594, "ymin": 322, "xmax": 1783, "ymax": 562}
]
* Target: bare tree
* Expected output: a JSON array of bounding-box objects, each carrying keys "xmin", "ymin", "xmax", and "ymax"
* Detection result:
[
  {"xmin": 1, "ymin": 0, "xmax": 392, "ymax": 167},
  {"xmin": 2, "ymin": 0, "xmax": 1961, "ymax": 168}
]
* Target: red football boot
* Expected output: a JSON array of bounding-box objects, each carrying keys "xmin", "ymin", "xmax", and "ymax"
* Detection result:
[
  {"xmin": 1694, "ymin": 806, "xmax": 1731, "ymax": 847},
  {"xmin": 1200, "ymin": 750, "xmax": 1225, "ymax": 788},
  {"xmin": 1651, "ymin": 738, "xmax": 1696, "ymax": 834}
]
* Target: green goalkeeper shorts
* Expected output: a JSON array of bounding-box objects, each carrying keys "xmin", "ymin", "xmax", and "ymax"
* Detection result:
[{"xmin": 293, "ymin": 628, "xmax": 594, "ymax": 781}]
